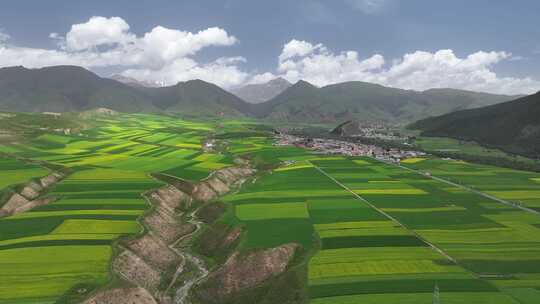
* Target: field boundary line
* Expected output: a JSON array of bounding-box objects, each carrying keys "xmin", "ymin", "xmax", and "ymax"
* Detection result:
[
  {"xmin": 394, "ymin": 162, "xmax": 540, "ymax": 217},
  {"xmin": 308, "ymin": 160, "xmax": 459, "ymax": 265}
]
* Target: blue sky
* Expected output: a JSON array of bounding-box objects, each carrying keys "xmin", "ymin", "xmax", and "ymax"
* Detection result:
[{"xmin": 1, "ymin": 0, "xmax": 539, "ymax": 94}]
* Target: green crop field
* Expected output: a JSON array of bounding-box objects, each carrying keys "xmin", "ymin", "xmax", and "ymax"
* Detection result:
[
  {"xmin": 401, "ymin": 157, "xmax": 540, "ymax": 210},
  {"xmin": 0, "ymin": 113, "xmax": 257, "ymax": 303},
  {"xmin": 220, "ymin": 147, "xmax": 540, "ymax": 303},
  {"xmin": 0, "ymin": 156, "xmax": 49, "ymax": 191},
  {"xmin": 2, "ymin": 113, "xmax": 540, "ymax": 304}
]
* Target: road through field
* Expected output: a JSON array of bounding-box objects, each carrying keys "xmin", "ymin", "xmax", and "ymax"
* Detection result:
[
  {"xmin": 395, "ymin": 162, "xmax": 540, "ymax": 217},
  {"xmin": 308, "ymin": 160, "xmax": 459, "ymax": 266}
]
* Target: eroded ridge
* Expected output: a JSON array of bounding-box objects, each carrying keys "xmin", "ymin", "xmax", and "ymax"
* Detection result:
[
  {"xmin": 0, "ymin": 171, "xmax": 66, "ymax": 218},
  {"xmin": 195, "ymin": 243, "xmax": 299, "ymax": 303},
  {"xmin": 84, "ymin": 165, "xmax": 257, "ymax": 304}
]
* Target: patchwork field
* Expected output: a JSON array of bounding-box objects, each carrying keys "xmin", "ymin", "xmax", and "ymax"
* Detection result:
[
  {"xmin": 0, "ymin": 114, "xmax": 256, "ymax": 303},
  {"xmin": 401, "ymin": 158, "xmax": 540, "ymax": 210},
  {"xmin": 2, "ymin": 114, "xmax": 540, "ymax": 304},
  {"xmin": 0, "ymin": 156, "xmax": 49, "ymax": 191},
  {"xmin": 221, "ymin": 149, "xmax": 540, "ymax": 304}
]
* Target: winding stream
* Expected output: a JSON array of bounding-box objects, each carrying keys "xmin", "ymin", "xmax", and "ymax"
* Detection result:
[
  {"xmin": 157, "ymin": 168, "xmax": 253, "ymax": 304},
  {"xmin": 166, "ymin": 208, "xmax": 209, "ymax": 304}
]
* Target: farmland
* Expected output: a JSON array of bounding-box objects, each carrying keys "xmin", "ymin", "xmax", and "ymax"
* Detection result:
[
  {"xmin": 1, "ymin": 114, "xmax": 540, "ymax": 303},
  {"xmin": 401, "ymin": 158, "xmax": 540, "ymax": 211},
  {"xmin": 0, "ymin": 113, "xmax": 245, "ymax": 303},
  {"xmin": 0, "ymin": 156, "xmax": 49, "ymax": 190},
  {"xmin": 220, "ymin": 139, "xmax": 540, "ymax": 303}
]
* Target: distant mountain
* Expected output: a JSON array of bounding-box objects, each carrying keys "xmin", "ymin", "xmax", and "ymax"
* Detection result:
[
  {"xmin": 0, "ymin": 66, "xmax": 156, "ymax": 113},
  {"xmin": 138, "ymin": 79, "xmax": 250, "ymax": 117},
  {"xmin": 252, "ymin": 80, "xmax": 521, "ymax": 124},
  {"xmin": 409, "ymin": 92, "xmax": 540, "ymax": 157},
  {"xmin": 230, "ymin": 77, "xmax": 291, "ymax": 104},
  {"xmin": 0, "ymin": 66, "xmax": 251, "ymax": 116},
  {"xmin": 109, "ymin": 74, "xmax": 162, "ymax": 88},
  {"xmin": 0, "ymin": 65, "xmax": 523, "ymax": 123}
]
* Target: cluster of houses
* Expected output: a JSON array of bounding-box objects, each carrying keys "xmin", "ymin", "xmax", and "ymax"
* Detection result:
[
  {"xmin": 275, "ymin": 133, "xmax": 426, "ymax": 163},
  {"xmin": 349, "ymin": 124, "xmax": 406, "ymax": 142}
]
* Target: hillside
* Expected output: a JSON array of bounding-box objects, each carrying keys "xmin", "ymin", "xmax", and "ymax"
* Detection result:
[
  {"xmin": 252, "ymin": 80, "xmax": 520, "ymax": 124},
  {"xmin": 230, "ymin": 77, "xmax": 291, "ymax": 104},
  {"xmin": 409, "ymin": 92, "xmax": 540, "ymax": 157},
  {"xmin": 0, "ymin": 65, "xmax": 522, "ymax": 123},
  {"xmin": 0, "ymin": 66, "xmax": 156, "ymax": 113},
  {"xmin": 139, "ymin": 79, "xmax": 250, "ymax": 117},
  {"xmin": 0, "ymin": 66, "xmax": 251, "ymax": 116}
]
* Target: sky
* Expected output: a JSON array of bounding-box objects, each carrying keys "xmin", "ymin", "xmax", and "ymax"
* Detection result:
[{"xmin": 1, "ymin": 0, "xmax": 540, "ymax": 94}]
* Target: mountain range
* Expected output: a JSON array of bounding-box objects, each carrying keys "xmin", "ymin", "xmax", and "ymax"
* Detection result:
[
  {"xmin": 0, "ymin": 66, "xmax": 247, "ymax": 117},
  {"xmin": 410, "ymin": 91, "xmax": 540, "ymax": 157},
  {"xmin": 0, "ymin": 65, "xmax": 522, "ymax": 124},
  {"xmin": 230, "ymin": 77, "xmax": 291, "ymax": 104},
  {"xmin": 252, "ymin": 80, "xmax": 521, "ymax": 124}
]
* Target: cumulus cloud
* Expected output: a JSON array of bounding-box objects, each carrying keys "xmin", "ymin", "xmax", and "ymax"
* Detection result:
[
  {"xmin": 247, "ymin": 72, "xmax": 279, "ymax": 85},
  {"xmin": 273, "ymin": 39, "xmax": 540, "ymax": 95},
  {"xmin": 65, "ymin": 16, "xmax": 134, "ymax": 51},
  {"xmin": 279, "ymin": 39, "xmax": 323, "ymax": 62},
  {"xmin": 277, "ymin": 39, "xmax": 385, "ymax": 86},
  {"xmin": 122, "ymin": 56, "xmax": 248, "ymax": 89},
  {"xmin": 138, "ymin": 26, "xmax": 237, "ymax": 67},
  {"xmin": 0, "ymin": 16, "xmax": 247, "ymax": 88},
  {"xmin": 1, "ymin": 17, "xmax": 539, "ymax": 95}
]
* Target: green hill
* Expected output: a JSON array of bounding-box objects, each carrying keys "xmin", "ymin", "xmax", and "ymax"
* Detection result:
[
  {"xmin": 0, "ymin": 66, "xmax": 250, "ymax": 117},
  {"xmin": 252, "ymin": 80, "xmax": 520, "ymax": 124},
  {"xmin": 409, "ymin": 92, "xmax": 540, "ymax": 157},
  {"xmin": 0, "ymin": 65, "xmax": 522, "ymax": 123},
  {"xmin": 139, "ymin": 79, "xmax": 249, "ymax": 117},
  {"xmin": 0, "ymin": 66, "xmax": 156, "ymax": 113}
]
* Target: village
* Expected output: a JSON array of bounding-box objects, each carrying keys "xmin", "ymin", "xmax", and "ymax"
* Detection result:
[{"xmin": 275, "ymin": 133, "xmax": 426, "ymax": 163}]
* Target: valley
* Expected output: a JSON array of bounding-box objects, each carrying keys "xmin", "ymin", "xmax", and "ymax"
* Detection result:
[
  {"xmin": 1, "ymin": 112, "xmax": 540, "ymax": 304},
  {"xmin": 2, "ymin": 2, "xmax": 540, "ymax": 303}
]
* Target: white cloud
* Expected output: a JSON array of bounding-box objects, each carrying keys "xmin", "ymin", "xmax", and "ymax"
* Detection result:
[
  {"xmin": 382, "ymin": 50, "xmax": 540, "ymax": 94},
  {"xmin": 138, "ymin": 26, "xmax": 237, "ymax": 67},
  {"xmin": 1, "ymin": 17, "xmax": 539, "ymax": 95},
  {"xmin": 247, "ymin": 72, "xmax": 279, "ymax": 85},
  {"xmin": 65, "ymin": 16, "xmax": 134, "ymax": 51},
  {"xmin": 273, "ymin": 39, "xmax": 540, "ymax": 95},
  {"xmin": 0, "ymin": 16, "xmax": 246, "ymax": 88},
  {"xmin": 279, "ymin": 39, "xmax": 324, "ymax": 62},
  {"xmin": 121, "ymin": 56, "xmax": 248, "ymax": 89},
  {"xmin": 277, "ymin": 39, "xmax": 385, "ymax": 86}
]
